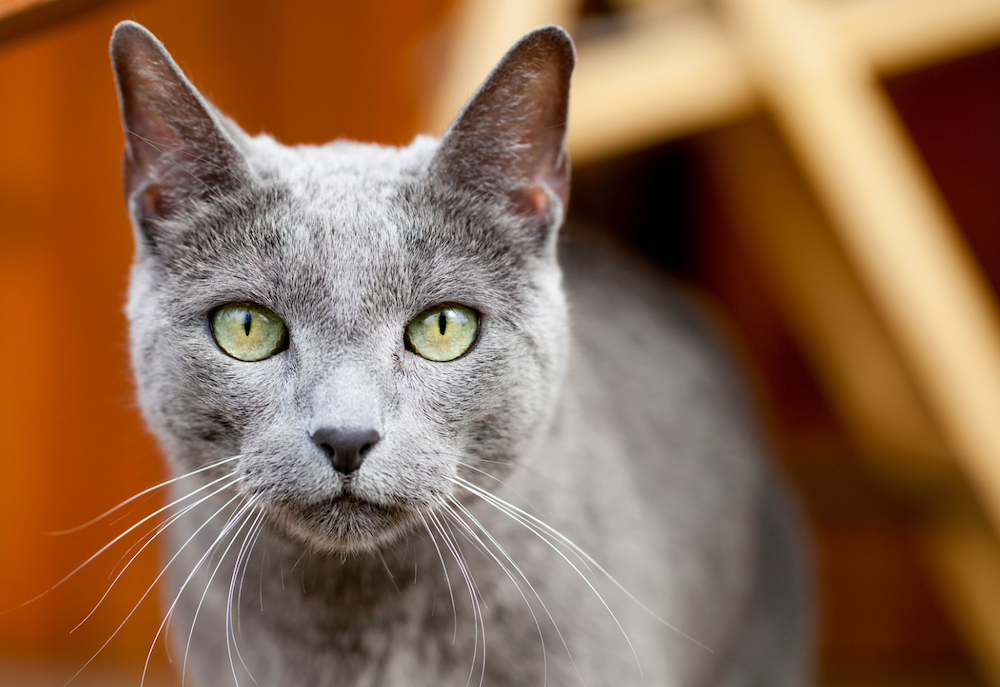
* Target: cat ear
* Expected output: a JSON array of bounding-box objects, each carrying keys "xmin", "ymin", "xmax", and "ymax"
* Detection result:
[
  {"xmin": 432, "ymin": 26, "xmax": 575, "ymax": 228},
  {"xmin": 110, "ymin": 21, "xmax": 246, "ymax": 226}
]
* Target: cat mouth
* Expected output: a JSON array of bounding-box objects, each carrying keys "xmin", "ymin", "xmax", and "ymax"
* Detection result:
[{"xmin": 268, "ymin": 491, "xmax": 417, "ymax": 554}]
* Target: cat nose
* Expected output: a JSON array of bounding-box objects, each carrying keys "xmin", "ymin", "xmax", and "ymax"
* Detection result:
[{"xmin": 311, "ymin": 427, "xmax": 381, "ymax": 475}]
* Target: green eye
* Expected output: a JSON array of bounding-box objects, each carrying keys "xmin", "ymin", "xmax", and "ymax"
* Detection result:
[
  {"xmin": 405, "ymin": 304, "xmax": 479, "ymax": 362},
  {"xmin": 211, "ymin": 303, "xmax": 288, "ymax": 361}
]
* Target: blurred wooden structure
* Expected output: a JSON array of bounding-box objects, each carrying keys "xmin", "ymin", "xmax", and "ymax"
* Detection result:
[
  {"xmin": 430, "ymin": 0, "xmax": 1000, "ymax": 681},
  {"xmin": 0, "ymin": 0, "xmax": 122, "ymax": 43},
  {"xmin": 0, "ymin": 0, "xmax": 998, "ymax": 682}
]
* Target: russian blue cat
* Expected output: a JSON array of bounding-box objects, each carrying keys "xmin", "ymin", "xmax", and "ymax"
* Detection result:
[{"xmin": 110, "ymin": 20, "xmax": 811, "ymax": 687}]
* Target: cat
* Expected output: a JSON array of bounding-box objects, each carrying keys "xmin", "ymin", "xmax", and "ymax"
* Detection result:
[{"xmin": 109, "ymin": 19, "xmax": 812, "ymax": 687}]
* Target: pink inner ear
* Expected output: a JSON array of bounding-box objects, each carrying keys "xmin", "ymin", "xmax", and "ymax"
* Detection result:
[
  {"xmin": 432, "ymin": 26, "xmax": 573, "ymax": 223},
  {"xmin": 127, "ymin": 104, "xmax": 183, "ymax": 176},
  {"xmin": 503, "ymin": 127, "xmax": 570, "ymax": 219},
  {"xmin": 521, "ymin": 185, "xmax": 550, "ymax": 216},
  {"xmin": 136, "ymin": 183, "xmax": 171, "ymax": 219}
]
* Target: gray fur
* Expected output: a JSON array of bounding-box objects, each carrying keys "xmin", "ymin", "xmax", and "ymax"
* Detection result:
[{"xmin": 110, "ymin": 20, "xmax": 813, "ymax": 686}]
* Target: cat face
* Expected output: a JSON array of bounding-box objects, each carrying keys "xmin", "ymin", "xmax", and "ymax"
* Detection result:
[{"xmin": 112, "ymin": 23, "xmax": 574, "ymax": 554}]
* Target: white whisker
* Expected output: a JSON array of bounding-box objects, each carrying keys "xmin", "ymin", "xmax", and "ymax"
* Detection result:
[
  {"xmin": 453, "ymin": 476, "xmax": 713, "ymax": 655},
  {"xmin": 442, "ymin": 497, "xmax": 567, "ymax": 687},
  {"xmin": 236, "ymin": 513, "xmax": 267, "ymax": 639},
  {"xmin": 424, "ymin": 450, "xmax": 545, "ymax": 518},
  {"xmin": 66, "ymin": 484, "xmax": 247, "ymax": 687},
  {"xmin": 73, "ymin": 475, "xmax": 244, "ymax": 633},
  {"xmin": 418, "ymin": 510, "xmax": 458, "ymax": 643},
  {"xmin": 428, "ymin": 513, "xmax": 489, "ymax": 687},
  {"xmin": 48, "ymin": 455, "xmax": 243, "ymax": 535},
  {"xmin": 182, "ymin": 496, "xmax": 260, "ymax": 686},
  {"xmin": 452, "ymin": 477, "xmax": 642, "ymax": 670},
  {"xmin": 2, "ymin": 469, "xmax": 245, "ymax": 617},
  {"xmin": 378, "ymin": 550, "xmax": 401, "ymax": 594},
  {"xmin": 428, "ymin": 510, "xmax": 484, "ymax": 687},
  {"xmin": 141, "ymin": 491, "xmax": 248, "ymax": 687},
  {"xmin": 227, "ymin": 507, "xmax": 267, "ymax": 687}
]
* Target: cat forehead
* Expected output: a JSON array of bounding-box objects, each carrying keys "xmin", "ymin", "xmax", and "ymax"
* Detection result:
[
  {"xmin": 147, "ymin": 134, "xmax": 532, "ymax": 320},
  {"xmin": 248, "ymin": 135, "xmax": 435, "ymax": 201},
  {"xmin": 235, "ymin": 134, "xmax": 527, "ymax": 266}
]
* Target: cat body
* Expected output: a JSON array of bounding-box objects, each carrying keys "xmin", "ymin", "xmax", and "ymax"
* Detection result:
[{"xmin": 111, "ymin": 21, "xmax": 811, "ymax": 687}]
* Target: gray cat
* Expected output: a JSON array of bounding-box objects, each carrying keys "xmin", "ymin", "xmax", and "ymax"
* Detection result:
[{"xmin": 110, "ymin": 20, "xmax": 812, "ymax": 687}]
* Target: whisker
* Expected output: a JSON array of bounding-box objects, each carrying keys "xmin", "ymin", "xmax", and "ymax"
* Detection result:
[
  {"xmin": 258, "ymin": 534, "xmax": 269, "ymax": 613},
  {"xmin": 49, "ymin": 454, "xmax": 243, "ymax": 535},
  {"xmin": 226, "ymin": 507, "xmax": 267, "ymax": 687},
  {"xmin": 142, "ymin": 493, "xmax": 250, "ymax": 687},
  {"xmin": 439, "ymin": 499, "xmax": 556, "ymax": 687},
  {"xmin": 428, "ymin": 510, "xmax": 483, "ymax": 687},
  {"xmin": 235, "ymin": 512, "xmax": 267, "ymax": 640},
  {"xmin": 107, "ymin": 509, "xmax": 173, "ymax": 580},
  {"xmin": 1, "ymin": 469, "xmax": 243, "ymax": 617},
  {"xmin": 439, "ymin": 511, "xmax": 495, "ymax": 687},
  {"xmin": 378, "ymin": 550, "xmax": 401, "ymax": 595},
  {"xmin": 68, "ymin": 486, "xmax": 246, "ymax": 687},
  {"xmin": 442, "ymin": 497, "xmax": 568, "ymax": 687},
  {"xmin": 416, "ymin": 449, "xmax": 543, "ymax": 517},
  {"xmin": 105, "ymin": 469, "xmax": 251, "ymax": 583},
  {"xmin": 72, "ymin": 476, "xmax": 244, "ymax": 633},
  {"xmin": 454, "ymin": 477, "xmax": 713, "ymax": 656},
  {"xmin": 182, "ymin": 496, "xmax": 260, "ymax": 687},
  {"xmin": 418, "ymin": 510, "xmax": 458, "ymax": 644},
  {"xmin": 446, "ymin": 458, "xmax": 539, "ymax": 512},
  {"xmin": 428, "ymin": 513, "xmax": 489, "ymax": 687},
  {"xmin": 452, "ymin": 477, "xmax": 642, "ymax": 669},
  {"xmin": 427, "ymin": 448, "xmax": 584, "ymax": 506},
  {"xmin": 454, "ymin": 473, "xmax": 596, "ymax": 577}
]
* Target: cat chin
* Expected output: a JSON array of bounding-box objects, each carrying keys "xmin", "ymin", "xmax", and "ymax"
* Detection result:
[{"xmin": 265, "ymin": 495, "xmax": 421, "ymax": 556}]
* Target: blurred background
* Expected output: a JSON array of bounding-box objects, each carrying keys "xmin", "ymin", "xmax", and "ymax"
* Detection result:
[{"xmin": 0, "ymin": 0, "xmax": 997, "ymax": 685}]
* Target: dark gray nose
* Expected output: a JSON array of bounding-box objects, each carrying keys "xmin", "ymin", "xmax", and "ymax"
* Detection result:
[{"xmin": 311, "ymin": 427, "xmax": 380, "ymax": 475}]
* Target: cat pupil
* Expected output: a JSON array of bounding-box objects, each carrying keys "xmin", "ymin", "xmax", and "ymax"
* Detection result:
[
  {"xmin": 243, "ymin": 310, "xmax": 252, "ymax": 337},
  {"xmin": 438, "ymin": 311, "xmax": 447, "ymax": 336}
]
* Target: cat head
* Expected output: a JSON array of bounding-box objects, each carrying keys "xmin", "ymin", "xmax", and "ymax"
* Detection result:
[{"xmin": 111, "ymin": 22, "xmax": 574, "ymax": 554}]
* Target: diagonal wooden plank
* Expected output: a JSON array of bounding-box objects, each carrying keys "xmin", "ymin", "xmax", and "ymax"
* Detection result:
[
  {"xmin": 0, "ymin": 0, "xmax": 125, "ymax": 46},
  {"xmin": 924, "ymin": 512, "xmax": 1000, "ymax": 684},
  {"xmin": 700, "ymin": 117, "xmax": 955, "ymax": 488},
  {"xmin": 424, "ymin": 0, "xmax": 579, "ymax": 135},
  {"xmin": 721, "ymin": 0, "xmax": 1000, "ymax": 538},
  {"xmin": 563, "ymin": 0, "xmax": 1000, "ymax": 164},
  {"xmin": 836, "ymin": 0, "xmax": 1000, "ymax": 76},
  {"xmin": 569, "ymin": 6, "xmax": 756, "ymax": 164}
]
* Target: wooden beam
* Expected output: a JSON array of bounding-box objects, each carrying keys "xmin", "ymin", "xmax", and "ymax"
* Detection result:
[
  {"xmin": 564, "ymin": 0, "xmax": 1000, "ymax": 164},
  {"xmin": 837, "ymin": 0, "xmax": 1000, "ymax": 76},
  {"xmin": 0, "ymin": 0, "xmax": 124, "ymax": 46},
  {"xmin": 569, "ymin": 6, "xmax": 755, "ymax": 164},
  {"xmin": 721, "ymin": 0, "xmax": 1000, "ymax": 537},
  {"xmin": 423, "ymin": 0, "xmax": 579, "ymax": 135},
  {"xmin": 924, "ymin": 512, "xmax": 1000, "ymax": 684},
  {"xmin": 700, "ymin": 117, "xmax": 955, "ymax": 490}
]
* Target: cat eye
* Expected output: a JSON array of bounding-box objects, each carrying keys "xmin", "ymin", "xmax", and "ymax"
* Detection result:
[
  {"xmin": 211, "ymin": 303, "xmax": 288, "ymax": 361},
  {"xmin": 405, "ymin": 304, "xmax": 479, "ymax": 362}
]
